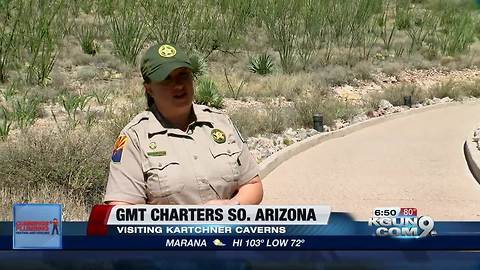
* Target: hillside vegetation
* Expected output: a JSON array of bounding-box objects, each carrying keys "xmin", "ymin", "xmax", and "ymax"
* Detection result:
[{"xmin": 1, "ymin": 0, "xmax": 480, "ymax": 220}]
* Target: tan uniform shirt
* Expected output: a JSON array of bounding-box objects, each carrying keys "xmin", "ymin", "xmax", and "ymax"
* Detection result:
[{"xmin": 104, "ymin": 104, "xmax": 259, "ymax": 204}]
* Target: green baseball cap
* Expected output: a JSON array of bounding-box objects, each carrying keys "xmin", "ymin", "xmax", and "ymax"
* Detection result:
[{"xmin": 140, "ymin": 43, "xmax": 193, "ymax": 82}]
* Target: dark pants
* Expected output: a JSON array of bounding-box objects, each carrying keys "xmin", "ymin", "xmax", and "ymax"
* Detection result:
[{"xmin": 52, "ymin": 225, "xmax": 59, "ymax": 235}]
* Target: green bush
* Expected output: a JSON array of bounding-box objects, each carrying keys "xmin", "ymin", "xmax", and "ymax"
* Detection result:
[
  {"xmin": 75, "ymin": 24, "xmax": 99, "ymax": 55},
  {"xmin": 194, "ymin": 78, "xmax": 224, "ymax": 109},
  {"xmin": 248, "ymin": 53, "xmax": 274, "ymax": 75}
]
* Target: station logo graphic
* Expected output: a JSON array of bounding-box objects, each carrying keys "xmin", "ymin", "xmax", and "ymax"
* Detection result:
[
  {"xmin": 13, "ymin": 204, "xmax": 62, "ymax": 249},
  {"xmin": 368, "ymin": 207, "xmax": 436, "ymax": 238}
]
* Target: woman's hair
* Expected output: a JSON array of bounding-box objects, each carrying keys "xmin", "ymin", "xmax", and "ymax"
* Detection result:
[{"xmin": 143, "ymin": 77, "xmax": 155, "ymax": 109}]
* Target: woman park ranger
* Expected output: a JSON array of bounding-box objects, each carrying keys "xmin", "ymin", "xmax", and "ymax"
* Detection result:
[{"xmin": 104, "ymin": 44, "xmax": 263, "ymax": 205}]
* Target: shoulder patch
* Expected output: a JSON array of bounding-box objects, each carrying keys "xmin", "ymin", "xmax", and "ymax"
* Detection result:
[{"xmin": 111, "ymin": 135, "xmax": 128, "ymax": 163}]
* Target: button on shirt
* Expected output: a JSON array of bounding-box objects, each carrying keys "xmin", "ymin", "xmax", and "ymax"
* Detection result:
[{"xmin": 104, "ymin": 104, "xmax": 259, "ymax": 204}]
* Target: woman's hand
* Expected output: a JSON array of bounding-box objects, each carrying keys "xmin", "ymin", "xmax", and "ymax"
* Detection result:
[
  {"xmin": 231, "ymin": 176, "xmax": 263, "ymax": 205},
  {"xmin": 205, "ymin": 176, "xmax": 263, "ymax": 205}
]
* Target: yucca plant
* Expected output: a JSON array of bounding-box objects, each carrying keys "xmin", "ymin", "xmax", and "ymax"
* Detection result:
[
  {"xmin": 92, "ymin": 88, "xmax": 111, "ymax": 105},
  {"xmin": 75, "ymin": 24, "xmax": 99, "ymax": 55},
  {"xmin": 189, "ymin": 53, "xmax": 208, "ymax": 79},
  {"xmin": 84, "ymin": 106, "xmax": 98, "ymax": 132},
  {"xmin": 194, "ymin": 78, "xmax": 224, "ymax": 109},
  {"xmin": 248, "ymin": 53, "xmax": 274, "ymax": 75},
  {"xmin": 11, "ymin": 96, "xmax": 41, "ymax": 129},
  {"xmin": 60, "ymin": 93, "xmax": 92, "ymax": 124}
]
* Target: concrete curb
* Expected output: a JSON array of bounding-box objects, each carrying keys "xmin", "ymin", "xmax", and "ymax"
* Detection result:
[
  {"xmin": 259, "ymin": 100, "xmax": 475, "ymax": 179},
  {"xmin": 464, "ymin": 134, "xmax": 480, "ymax": 184}
]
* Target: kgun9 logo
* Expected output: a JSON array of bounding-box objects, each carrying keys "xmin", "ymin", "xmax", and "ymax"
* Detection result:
[{"xmin": 368, "ymin": 216, "xmax": 435, "ymax": 237}]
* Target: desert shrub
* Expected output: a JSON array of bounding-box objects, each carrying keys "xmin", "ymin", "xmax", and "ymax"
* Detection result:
[
  {"xmin": 381, "ymin": 61, "xmax": 404, "ymax": 77},
  {"xmin": 427, "ymin": 81, "xmax": 465, "ymax": 100},
  {"xmin": 293, "ymin": 93, "xmax": 360, "ymax": 127},
  {"xmin": 264, "ymin": 103, "xmax": 292, "ymax": 134},
  {"xmin": 22, "ymin": 0, "xmax": 71, "ymax": 85},
  {"xmin": 249, "ymin": 53, "xmax": 274, "ymax": 75},
  {"xmin": 107, "ymin": 0, "xmax": 147, "ymax": 66},
  {"xmin": 353, "ymin": 61, "xmax": 374, "ymax": 81},
  {"xmin": 428, "ymin": 0, "xmax": 477, "ymax": 56},
  {"xmin": 229, "ymin": 109, "xmax": 268, "ymax": 137},
  {"xmin": 223, "ymin": 69, "xmax": 246, "ymax": 100},
  {"xmin": 59, "ymin": 93, "xmax": 92, "ymax": 125},
  {"xmin": 9, "ymin": 96, "xmax": 42, "ymax": 129},
  {"xmin": 378, "ymin": 84, "xmax": 426, "ymax": 106},
  {"xmin": 459, "ymin": 80, "xmax": 480, "ymax": 98},
  {"xmin": 0, "ymin": 0, "xmax": 24, "ymax": 83},
  {"xmin": 77, "ymin": 66, "xmax": 98, "ymax": 81},
  {"xmin": 260, "ymin": 0, "xmax": 303, "ymax": 73},
  {"xmin": 102, "ymin": 99, "xmax": 146, "ymax": 141},
  {"xmin": 194, "ymin": 78, "xmax": 224, "ymax": 109},
  {"xmin": 230, "ymin": 103, "xmax": 294, "ymax": 137},
  {"xmin": 314, "ymin": 65, "xmax": 355, "ymax": 86},
  {"xmin": 0, "ymin": 128, "xmax": 112, "ymax": 211}
]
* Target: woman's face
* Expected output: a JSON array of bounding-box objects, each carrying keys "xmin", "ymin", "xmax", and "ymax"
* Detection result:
[{"xmin": 145, "ymin": 67, "xmax": 194, "ymax": 117}]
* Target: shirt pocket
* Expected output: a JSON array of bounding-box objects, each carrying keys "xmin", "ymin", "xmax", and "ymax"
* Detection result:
[
  {"xmin": 209, "ymin": 142, "xmax": 242, "ymax": 182},
  {"xmin": 145, "ymin": 155, "xmax": 185, "ymax": 198}
]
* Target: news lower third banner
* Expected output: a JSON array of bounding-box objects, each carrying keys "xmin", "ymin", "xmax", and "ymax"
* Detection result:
[{"xmin": 2, "ymin": 205, "xmax": 480, "ymax": 250}]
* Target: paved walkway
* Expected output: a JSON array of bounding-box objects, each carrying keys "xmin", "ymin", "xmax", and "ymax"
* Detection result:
[{"xmin": 262, "ymin": 102, "xmax": 480, "ymax": 221}]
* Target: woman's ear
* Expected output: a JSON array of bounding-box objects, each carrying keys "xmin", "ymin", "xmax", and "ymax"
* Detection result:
[{"xmin": 144, "ymin": 82, "xmax": 151, "ymax": 95}]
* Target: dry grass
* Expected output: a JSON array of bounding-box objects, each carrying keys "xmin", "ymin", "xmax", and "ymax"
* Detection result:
[
  {"xmin": 0, "ymin": 185, "xmax": 90, "ymax": 221},
  {"xmin": 367, "ymin": 84, "xmax": 427, "ymax": 108},
  {"xmin": 381, "ymin": 61, "xmax": 405, "ymax": 77},
  {"xmin": 293, "ymin": 93, "xmax": 362, "ymax": 127},
  {"xmin": 0, "ymin": 127, "xmax": 113, "ymax": 221},
  {"xmin": 229, "ymin": 103, "xmax": 294, "ymax": 137}
]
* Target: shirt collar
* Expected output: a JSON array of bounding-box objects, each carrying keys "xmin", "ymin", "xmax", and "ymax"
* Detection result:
[{"xmin": 148, "ymin": 104, "xmax": 213, "ymax": 133}]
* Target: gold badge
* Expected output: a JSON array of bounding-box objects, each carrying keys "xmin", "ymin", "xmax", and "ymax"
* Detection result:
[
  {"xmin": 149, "ymin": 142, "xmax": 157, "ymax": 150},
  {"xmin": 158, "ymin": 44, "xmax": 176, "ymax": 58},
  {"xmin": 211, "ymin": 129, "xmax": 226, "ymax": 144}
]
